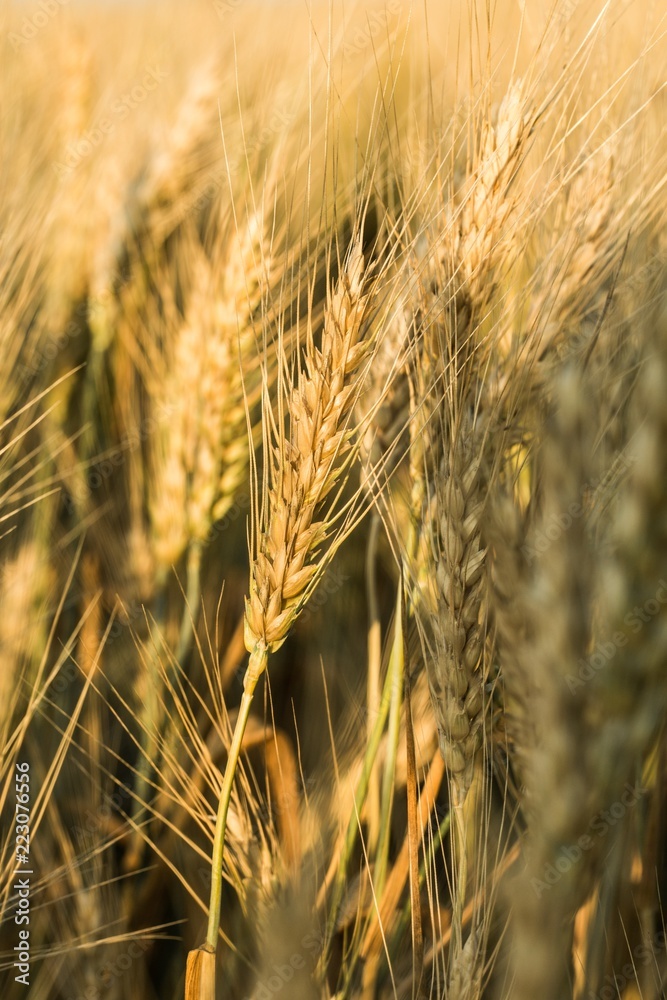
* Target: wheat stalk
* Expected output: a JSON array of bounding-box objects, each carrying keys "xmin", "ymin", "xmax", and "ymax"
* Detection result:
[
  {"xmin": 398, "ymin": 83, "xmax": 534, "ymax": 974},
  {"xmin": 185, "ymin": 236, "xmax": 376, "ymax": 998}
]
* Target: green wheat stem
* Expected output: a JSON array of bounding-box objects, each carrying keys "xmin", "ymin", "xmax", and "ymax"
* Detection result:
[
  {"xmin": 129, "ymin": 589, "xmax": 167, "ymax": 853},
  {"xmin": 374, "ymin": 581, "xmax": 404, "ymax": 893},
  {"xmin": 336, "ymin": 582, "xmax": 405, "ymax": 998},
  {"xmin": 450, "ymin": 794, "xmax": 468, "ymax": 959},
  {"xmin": 205, "ymin": 642, "xmax": 267, "ymax": 950},
  {"xmin": 325, "ymin": 581, "xmax": 404, "ymax": 946}
]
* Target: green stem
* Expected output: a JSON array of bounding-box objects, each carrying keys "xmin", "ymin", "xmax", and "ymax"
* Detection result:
[
  {"xmin": 337, "ymin": 586, "xmax": 405, "ymax": 998},
  {"xmin": 450, "ymin": 795, "xmax": 468, "ymax": 959},
  {"xmin": 326, "ymin": 582, "xmax": 403, "ymax": 944},
  {"xmin": 205, "ymin": 644, "xmax": 267, "ymax": 951},
  {"xmin": 129, "ymin": 588, "xmax": 166, "ymax": 854},
  {"xmin": 374, "ymin": 592, "xmax": 404, "ymax": 893}
]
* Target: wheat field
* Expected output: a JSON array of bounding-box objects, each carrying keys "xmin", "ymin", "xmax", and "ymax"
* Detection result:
[{"xmin": 1, "ymin": 0, "xmax": 667, "ymax": 998}]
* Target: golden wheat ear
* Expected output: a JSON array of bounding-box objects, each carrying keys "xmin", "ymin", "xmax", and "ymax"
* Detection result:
[
  {"xmin": 244, "ymin": 237, "xmax": 371, "ymax": 653},
  {"xmin": 149, "ymin": 211, "xmax": 268, "ymax": 582},
  {"xmin": 395, "ymin": 80, "xmax": 536, "ymax": 978},
  {"xmin": 184, "ymin": 234, "xmax": 385, "ymax": 997}
]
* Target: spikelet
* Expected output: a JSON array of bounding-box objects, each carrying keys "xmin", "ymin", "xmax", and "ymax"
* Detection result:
[
  {"xmin": 77, "ymin": 550, "xmax": 102, "ymax": 679},
  {"xmin": 0, "ymin": 543, "xmax": 48, "ymax": 709},
  {"xmin": 430, "ymin": 425, "xmax": 487, "ymax": 802},
  {"xmin": 448, "ymin": 929, "xmax": 483, "ymax": 1000},
  {"xmin": 149, "ymin": 216, "xmax": 264, "ymax": 577},
  {"xmin": 244, "ymin": 240, "xmax": 371, "ymax": 653},
  {"xmin": 456, "ymin": 80, "xmax": 534, "ymax": 296}
]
